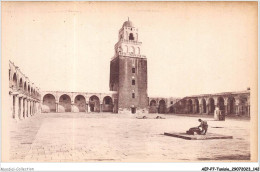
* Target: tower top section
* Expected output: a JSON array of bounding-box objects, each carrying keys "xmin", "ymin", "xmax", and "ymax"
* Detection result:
[
  {"xmin": 122, "ymin": 18, "xmax": 134, "ymax": 28},
  {"xmin": 122, "ymin": 17, "xmax": 134, "ymax": 28},
  {"xmin": 112, "ymin": 19, "xmax": 146, "ymax": 60}
]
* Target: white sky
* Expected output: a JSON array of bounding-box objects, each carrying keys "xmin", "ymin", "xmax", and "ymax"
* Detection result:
[{"xmin": 3, "ymin": 2, "xmax": 258, "ymax": 97}]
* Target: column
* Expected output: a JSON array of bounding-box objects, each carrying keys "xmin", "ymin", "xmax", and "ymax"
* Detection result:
[
  {"xmin": 87, "ymin": 103, "xmax": 90, "ymax": 113},
  {"xmin": 14, "ymin": 96, "xmax": 19, "ymax": 119},
  {"xmin": 36, "ymin": 102, "xmax": 38, "ymax": 114},
  {"xmin": 112, "ymin": 104, "xmax": 115, "ymax": 113},
  {"xmin": 27, "ymin": 100, "xmax": 30, "ymax": 116},
  {"xmin": 32, "ymin": 101, "xmax": 34, "ymax": 115},
  {"xmin": 193, "ymin": 104, "xmax": 196, "ymax": 114},
  {"xmin": 12, "ymin": 95, "xmax": 15, "ymax": 119},
  {"xmin": 86, "ymin": 103, "xmax": 88, "ymax": 113},
  {"xmin": 71, "ymin": 103, "xmax": 75, "ymax": 112},
  {"xmin": 31, "ymin": 101, "xmax": 33, "ymax": 115},
  {"xmin": 24, "ymin": 99, "xmax": 27, "ymax": 118},
  {"xmin": 18, "ymin": 97, "xmax": 21, "ymax": 119},
  {"xmin": 22, "ymin": 98, "xmax": 26, "ymax": 118},
  {"xmin": 29, "ymin": 100, "xmax": 32, "ymax": 116},
  {"xmin": 206, "ymin": 99, "xmax": 209, "ymax": 115},
  {"xmin": 20, "ymin": 97, "xmax": 24, "ymax": 119},
  {"xmin": 33, "ymin": 101, "xmax": 35, "ymax": 115},
  {"xmin": 235, "ymin": 98, "xmax": 240, "ymax": 116},
  {"xmin": 35, "ymin": 102, "xmax": 37, "ymax": 114},
  {"xmin": 27, "ymin": 99, "xmax": 29, "ymax": 117},
  {"xmin": 56, "ymin": 102, "xmax": 59, "ymax": 112},
  {"xmin": 199, "ymin": 104, "xmax": 202, "ymax": 114},
  {"xmin": 9, "ymin": 93, "xmax": 13, "ymax": 119},
  {"xmin": 100, "ymin": 104, "xmax": 103, "ymax": 112},
  {"xmin": 224, "ymin": 98, "xmax": 228, "ymax": 116}
]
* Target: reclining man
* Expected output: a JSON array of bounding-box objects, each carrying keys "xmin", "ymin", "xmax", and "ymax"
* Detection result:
[{"xmin": 186, "ymin": 119, "xmax": 208, "ymax": 135}]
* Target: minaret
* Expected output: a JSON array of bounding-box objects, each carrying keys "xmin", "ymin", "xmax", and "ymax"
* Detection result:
[{"xmin": 109, "ymin": 19, "xmax": 148, "ymax": 114}]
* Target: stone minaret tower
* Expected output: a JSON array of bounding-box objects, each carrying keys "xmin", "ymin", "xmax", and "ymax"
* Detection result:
[{"xmin": 109, "ymin": 19, "xmax": 148, "ymax": 114}]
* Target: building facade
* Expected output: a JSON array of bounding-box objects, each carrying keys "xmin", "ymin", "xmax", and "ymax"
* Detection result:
[
  {"xmin": 9, "ymin": 61, "xmax": 41, "ymax": 120},
  {"xmin": 41, "ymin": 91, "xmax": 117, "ymax": 113},
  {"xmin": 148, "ymin": 90, "xmax": 250, "ymax": 117}
]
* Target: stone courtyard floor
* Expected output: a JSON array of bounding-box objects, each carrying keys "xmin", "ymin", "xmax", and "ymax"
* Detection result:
[{"xmin": 9, "ymin": 113, "xmax": 250, "ymax": 162}]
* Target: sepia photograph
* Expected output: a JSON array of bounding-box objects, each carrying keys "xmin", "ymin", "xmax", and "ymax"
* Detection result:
[{"xmin": 1, "ymin": 1, "xmax": 258, "ymax": 171}]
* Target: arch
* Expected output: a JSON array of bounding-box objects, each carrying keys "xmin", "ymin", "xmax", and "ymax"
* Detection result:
[
  {"xmin": 135, "ymin": 33, "xmax": 138, "ymax": 41},
  {"xmin": 194, "ymin": 99, "xmax": 199, "ymax": 113},
  {"xmin": 28, "ymin": 85, "xmax": 30, "ymax": 94},
  {"xmin": 19, "ymin": 78, "xmax": 23, "ymax": 90},
  {"xmin": 24, "ymin": 82, "xmax": 27, "ymax": 92},
  {"xmin": 150, "ymin": 100, "xmax": 156, "ymax": 106},
  {"xmin": 118, "ymin": 46, "xmax": 122, "ymax": 53},
  {"xmin": 59, "ymin": 94, "xmax": 71, "ymax": 112},
  {"xmin": 42, "ymin": 94, "xmax": 56, "ymax": 113},
  {"xmin": 12, "ymin": 73, "xmax": 17, "ymax": 87},
  {"xmin": 202, "ymin": 98, "xmax": 206, "ymax": 113},
  {"xmin": 129, "ymin": 46, "xmax": 135, "ymax": 54},
  {"xmin": 102, "ymin": 96, "xmax": 113, "ymax": 112},
  {"xmin": 217, "ymin": 97, "xmax": 225, "ymax": 111},
  {"xmin": 208, "ymin": 98, "xmax": 215, "ymax": 114},
  {"xmin": 89, "ymin": 95, "xmax": 100, "ymax": 112},
  {"xmin": 149, "ymin": 100, "xmax": 157, "ymax": 113},
  {"xmin": 187, "ymin": 99, "xmax": 193, "ymax": 113},
  {"xmin": 228, "ymin": 97, "xmax": 235, "ymax": 114},
  {"xmin": 129, "ymin": 33, "xmax": 134, "ymax": 40},
  {"xmin": 158, "ymin": 99, "xmax": 166, "ymax": 114},
  {"xmin": 74, "ymin": 95, "xmax": 86, "ymax": 112}
]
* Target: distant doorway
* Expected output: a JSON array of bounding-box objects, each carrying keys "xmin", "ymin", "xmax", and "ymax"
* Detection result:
[{"xmin": 131, "ymin": 108, "xmax": 136, "ymax": 114}]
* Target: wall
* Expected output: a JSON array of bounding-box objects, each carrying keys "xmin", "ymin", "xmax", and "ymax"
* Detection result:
[{"xmin": 117, "ymin": 56, "xmax": 148, "ymax": 113}]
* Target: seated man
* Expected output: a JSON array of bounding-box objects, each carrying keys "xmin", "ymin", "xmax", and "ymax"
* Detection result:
[
  {"xmin": 186, "ymin": 119, "xmax": 208, "ymax": 135},
  {"xmin": 198, "ymin": 119, "xmax": 208, "ymax": 135}
]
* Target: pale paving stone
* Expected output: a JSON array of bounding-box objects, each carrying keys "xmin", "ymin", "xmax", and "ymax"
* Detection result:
[{"xmin": 9, "ymin": 112, "xmax": 251, "ymax": 162}]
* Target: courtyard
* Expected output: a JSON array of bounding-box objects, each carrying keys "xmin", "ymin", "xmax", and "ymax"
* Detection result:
[{"xmin": 9, "ymin": 113, "xmax": 250, "ymax": 162}]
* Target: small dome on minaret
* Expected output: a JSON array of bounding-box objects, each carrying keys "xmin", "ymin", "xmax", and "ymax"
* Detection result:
[{"xmin": 122, "ymin": 17, "xmax": 134, "ymax": 27}]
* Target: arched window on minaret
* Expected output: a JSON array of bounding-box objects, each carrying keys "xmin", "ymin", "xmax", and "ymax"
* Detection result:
[
  {"xmin": 118, "ymin": 46, "xmax": 122, "ymax": 53},
  {"xmin": 129, "ymin": 33, "xmax": 134, "ymax": 41},
  {"xmin": 129, "ymin": 46, "xmax": 135, "ymax": 54},
  {"xmin": 136, "ymin": 33, "xmax": 138, "ymax": 41}
]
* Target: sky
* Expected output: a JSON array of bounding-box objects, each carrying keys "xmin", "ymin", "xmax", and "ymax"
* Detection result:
[{"xmin": 2, "ymin": 2, "xmax": 258, "ymax": 97}]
